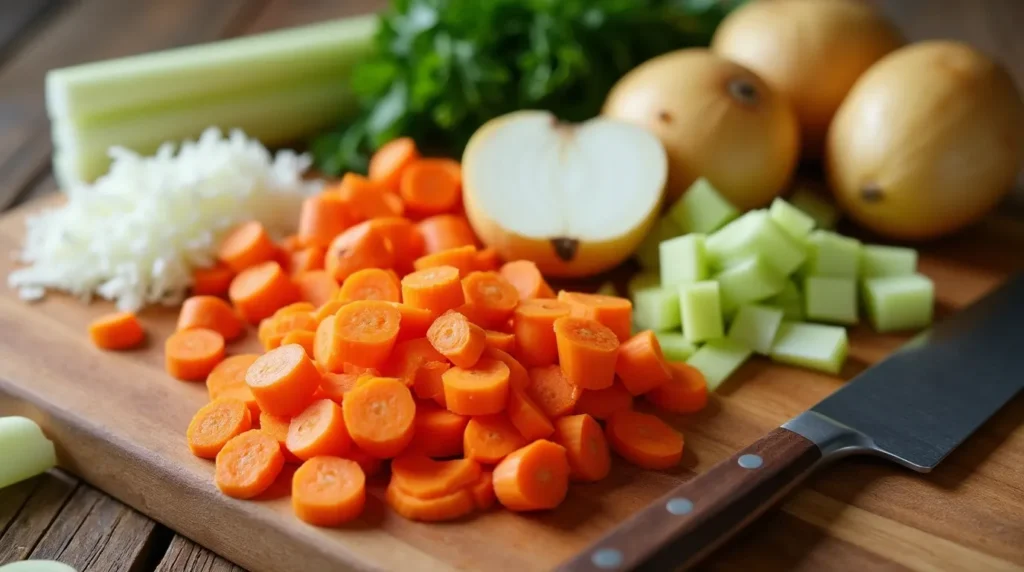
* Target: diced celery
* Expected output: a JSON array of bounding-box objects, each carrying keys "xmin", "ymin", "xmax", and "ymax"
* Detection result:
[
  {"xmin": 687, "ymin": 338, "xmax": 752, "ymax": 391},
  {"xmin": 804, "ymin": 276, "xmax": 858, "ymax": 325},
  {"xmin": 727, "ymin": 304, "xmax": 784, "ymax": 355},
  {"xmin": 715, "ymin": 256, "xmax": 786, "ymax": 314},
  {"xmin": 804, "ymin": 230, "xmax": 862, "ymax": 278},
  {"xmin": 627, "ymin": 272, "xmax": 661, "ymax": 297},
  {"xmin": 659, "ymin": 233, "xmax": 707, "ymax": 287},
  {"xmin": 633, "ymin": 287, "xmax": 681, "ymax": 332},
  {"xmin": 788, "ymin": 187, "xmax": 840, "ymax": 229},
  {"xmin": 770, "ymin": 322, "xmax": 848, "ymax": 374},
  {"xmin": 635, "ymin": 217, "xmax": 682, "ymax": 269},
  {"xmin": 862, "ymin": 274, "xmax": 934, "ymax": 333},
  {"xmin": 0, "ymin": 417, "xmax": 57, "ymax": 489},
  {"xmin": 596, "ymin": 282, "xmax": 618, "ymax": 296},
  {"xmin": 767, "ymin": 279, "xmax": 804, "ymax": 320},
  {"xmin": 769, "ymin": 198, "xmax": 815, "ymax": 241},
  {"xmin": 705, "ymin": 211, "xmax": 806, "ymax": 276},
  {"xmin": 666, "ymin": 178, "xmax": 740, "ymax": 234},
  {"xmin": 656, "ymin": 332, "xmax": 699, "ymax": 361},
  {"xmin": 861, "ymin": 245, "xmax": 917, "ymax": 277},
  {"xmin": 679, "ymin": 281, "xmax": 724, "ymax": 343}
]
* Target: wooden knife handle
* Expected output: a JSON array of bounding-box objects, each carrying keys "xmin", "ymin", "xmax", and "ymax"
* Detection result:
[{"xmin": 557, "ymin": 427, "xmax": 822, "ymax": 572}]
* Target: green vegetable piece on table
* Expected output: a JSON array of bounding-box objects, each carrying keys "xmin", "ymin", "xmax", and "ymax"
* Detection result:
[
  {"xmin": 862, "ymin": 274, "xmax": 935, "ymax": 333},
  {"xmin": 768, "ymin": 197, "xmax": 815, "ymax": 241},
  {"xmin": 705, "ymin": 211, "xmax": 806, "ymax": 276},
  {"xmin": 728, "ymin": 305, "xmax": 784, "ymax": 355},
  {"xmin": 0, "ymin": 417, "xmax": 57, "ymax": 489},
  {"xmin": 679, "ymin": 281, "xmax": 724, "ymax": 343},
  {"xmin": 636, "ymin": 217, "xmax": 682, "ymax": 269},
  {"xmin": 804, "ymin": 276, "xmax": 858, "ymax": 325},
  {"xmin": 715, "ymin": 256, "xmax": 786, "ymax": 314},
  {"xmin": 787, "ymin": 187, "xmax": 839, "ymax": 229},
  {"xmin": 627, "ymin": 272, "xmax": 661, "ymax": 297},
  {"xmin": 687, "ymin": 338, "xmax": 752, "ymax": 391},
  {"xmin": 659, "ymin": 233, "xmax": 707, "ymax": 287},
  {"xmin": 804, "ymin": 230, "xmax": 862, "ymax": 278},
  {"xmin": 766, "ymin": 279, "xmax": 803, "ymax": 320},
  {"xmin": 770, "ymin": 322, "xmax": 849, "ymax": 375},
  {"xmin": 655, "ymin": 332, "xmax": 699, "ymax": 361},
  {"xmin": 633, "ymin": 287, "xmax": 681, "ymax": 332},
  {"xmin": 666, "ymin": 178, "xmax": 739, "ymax": 234},
  {"xmin": 861, "ymin": 245, "xmax": 917, "ymax": 277},
  {"xmin": 0, "ymin": 561, "xmax": 78, "ymax": 572}
]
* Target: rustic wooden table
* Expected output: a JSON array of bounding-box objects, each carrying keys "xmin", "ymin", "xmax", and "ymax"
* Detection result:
[{"xmin": 0, "ymin": 1, "xmax": 1020, "ymax": 571}]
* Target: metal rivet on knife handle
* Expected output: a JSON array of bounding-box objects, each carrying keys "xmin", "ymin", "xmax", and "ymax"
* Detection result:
[
  {"xmin": 590, "ymin": 548, "xmax": 623, "ymax": 569},
  {"xmin": 738, "ymin": 454, "xmax": 764, "ymax": 469},
  {"xmin": 665, "ymin": 498, "xmax": 694, "ymax": 515}
]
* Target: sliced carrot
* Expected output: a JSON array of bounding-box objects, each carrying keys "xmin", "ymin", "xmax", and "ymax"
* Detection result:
[
  {"xmin": 605, "ymin": 410, "xmax": 684, "ymax": 470},
  {"xmin": 469, "ymin": 471, "xmax": 496, "ymax": 510},
  {"xmin": 207, "ymin": 354, "xmax": 259, "ymax": 399},
  {"xmin": 280, "ymin": 234, "xmax": 303, "ymax": 253},
  {"xmin": 492, "ymin": 440, "xmax": 569, "ymax": 512},
  {"xmin": 417, "ymin": 214, "xmax": 477, "ymax": 255},
  {"xmin": 292, "ymin": 456, "xmax": 366, "ymax": 526},
  {"xmin": 337, "ymin": 268, "xmax": 400, "ymax": 303},
  {"xmin": 286, "ymin": 399, "xmax": 351, "ymax": 460},
  {"xmin": 384, "ymin": 338, "xmax": 447, "ymax": 387},
  {"xmin": 391, "ymin": 455, "xmax": 481, "ymax": 499},
  {"xmin": 333, "ymin": 300, "xmax": 401, "ymax": 369},
  {"xmin": 259, "ymin": 411, "xmax": 303, "ymax": 464},
  {"xmin": 552, "ymin": 414, "xmax": 611, "ymax": 482},
  {"xmin": 574, "ymin": 382, "xmax": 633, "ymax": 421},
  {"xmin": 427, "ymin": 310, "xmax": 487, "ymax": 369},
  {"xmin": 363, "ymin": 217, "xmax": 424, "ymax": 274},
  {"xmin": 343, "ymin": 447, "xmax": 384, "ymax": 478},
  {"xmin": 343, "ymin": 363, "xmax": 380, "ymax": 377},
  {"xmin": 526, "ymin": 365, "xmax": 581, "ymax": 419},
  {"xmin": 165, "ymin": 328, "xmax": 225, "ymax": 381},
  {"xmin": 442, "ymin": 357, "xmax": 510, "ymax": 416},
  {"xmin": 413, "ymin": 361, "xmax": 451, "ymax": 407},
  {"xmin": 647, "ymin": 362, "xmax": 708, "ymax": 414},
  {"xmin": 217, "ymin": 221, "xmax": 277, "ymax": 273},
  {"xmin": 192, "ymin": 262, "xmax": 234, "ymax": 296},
  {"xmin": 313, "ymin": 299, "xmax": 346, "ymax": 324},
  {"xmin": 464, "ymin": 415, "xmax": 527, "ymax": 464},
  {"xmin": 319, "ymin": 372, "xmax": 362, "ymax": 404},
  {"xmin": 324, "ymin": 222, "xmax": 395, "ymax": 283},
  {"xmin": 484, "ymin": 347, "xmax": 530, "ymax": 392},
  {"xmin": 557, "ymin": 291, "xmax": 633, "ymax": 342},
  {"xmin": 261, "ymin": 311, "xmax": 319, "ymax": 351},
  {"xmin": 293, "ymin": 270, "xmax": 339, "ymax": 308},
  {"xmin": 88, "ymin": 312, "xmax": 145, "ymax": 350},
  {"xmin": 401, "ymin": 265, "xmax": 465, "ymax": 315},
  {"xmin": 383, "ymin": 192, "xmax": 406, "ymax": 218},
  {"xmin": 554, "ymin": 316, "xmax": 620, "ymax": 391},
  {"xmin": 274, "ymin": 302, "xmax": 317, "ymax": 316},
  {"xmin": 512, "ymin": 298, "xmax": 571, "ymax": 367},
  {"xmin": 313, "ymin": 315, "xmax": 347, "ymax": 374},
  {"xmin": 369, "ymin": 137, "xmax": 420, "ymax": 190},
  {"xmin": 461, "ymin": 271, "xmax": 519, "ymax": 328},
  {"xmin": 507, "ymin": 387, "xmax": 554, "ymax": 441},
  {"xmin": 254, "ymin": 464, "xmax": 298, "ymax": 501},
  {"xmin": 615, "ymin": 330, "xmax": 673, "ymax": 396},
  {"xmin": 342, "ymin": 377, "xmax": 416, "ymax": 458},
  {"xmin": 298, "ymin": 192, "xmax": 352, "ymax": 248},
  {"xmin": 186, "ymin": 398, "xmax": 253, "ymax": 459},
  {"xmin": 389, "ymin": 302, "xmax": 435, "ymax": 342},
  {"xmin": 385, "ymin": 482, "xmax": 475, "ymax": 522},
  {"xmin": 290, "ymin": 246, "xmax": 326, "ymax": 276},
  {"xmin": 406, "ymin": 401, "xmax": 468, "ymax": 458},
  {"xmin": 177, "ymin": 295, "xmax": 243, "ymax": 341},
  {"xmin": 229, "ymin": 261, "xmax": 298, "ymax": 324},
  {"xmin": 499, "ymin": 260, "xmax": 554, "ymax": 300},
  {"xmin": 483, "ymin": 330, "xmax": 515, "ymax": 353},
  {"xmin": 474, "ymin": 248, "xmax": 500, "ymax": 272},
  {"xmin": 245, "ymin": 344, "xmax": 321, "ymax": 417},
  {"xmin": 400, "ymin": 158, "xmax": 462, "ymax": 217},
  {"xmin": 337, "ymin": 173, "xmax": 399, "ymax": 221},
  {"xmin": 214, "ymin": 429, "xmax": 285, "ymax": 499},
  {"xmin": 413, "ymin": 245, "xmax": 477, "ymax": 276},
  {"xmin": 281, "ymin": 330, "xmax": 316, "ymax": 358}
]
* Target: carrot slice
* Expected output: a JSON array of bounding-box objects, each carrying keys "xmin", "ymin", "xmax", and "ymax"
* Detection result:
[
  {"xmin": 290, "ymin": 246, "xmax": 326, "ymax": 276},
  {"xmin": 287, "ymin": 399, "xmax": 352, "ymax": 460},
  {"xmin": 389, "ymin": 303, "xmax": 436, "ymax": 342},
  {"xmin": 646, "ymin": 362, "xmax": 708, "ymax": 414},
  {"xmin": 364, "ymin": 217, "xmax": 424, "ymax": 274},
  {"xmin": 280, "ymin": 234, "xmax": 303, "ymax": 253},
  {"xmin": 274, "ymin": 302, "xmax": 317, "ymax": 316},
  {"xmin": 298, "ymin": 192, "xmax": 352, "ymax": 248},
  {"xmin": 259, "ymin": 411, "xmax": 303, "ymax": 464},
  {"xmin": 214, "ymin": 429, "xmax": 285, "ymax": 499},
  {"xmin": 333, "ymin": 300, "xmax": 401, "ymax": 369},
  {"xmin": 177, "ymin": 295, "xmax": 243, "ymax": 341},
  {"xmin": 417, "ymin": 214, "xmax": 477, "ymax": 255},
  {"xmin": 483, "ymin": 330, "xmax": 515, "ymax": 353},
  {"xmin": 207, "ymin": 354, "xmax": 259, "ymax": 399},
  {"xmin": 324, "ymin": 222, "xmax": 395, "ymax": 283},
  {"xmin": 192, "ymin": 262, "xmax": 234, "ymax": 296},
  {"xmin": 342, "ymin": 447, "xmax": 384, "ymax": 478},
  {"xmin": 253, "ymin": 464, "xmax": 298, "ymax": 501},
  {"xmin": 405, "ymin": 401, "xmax": 468, "ymax": 458},
  {"xmin": 605, "ymin": 410, "xmax": 684, "ymax": 470},
  {"xmin": 464, "ymin": 415, "xmax": 527, "ymax": 464},
  {"xmin": 313, "ymin": 315, "xmax": 345, "ymax": 373},
  {"xmin": 469, "ymin": 471, "xmax": 496, "ymax": 510},
  {"xmin": 512, "ymin": 298, "xmax": 571, "ymax": 367},
  {"xmin": 246, "ymin": 344, "xmax": 321, "ymax": 417},
  {"xmin": 293, "ymin": 270, "xmax": 339, "ymax": 308},
  {"xmin": 292, "ymin": 456, "xmax": 366, "ymax": 526},
  {"xmin": 414, "ymin": 245, "xmax": 477, "ymax": 277},
  {"xmin": 442, "ymin": 358, "xmax": 510, "ymax": 416},
  {"xmin": 281, "ymin": 330, "xmax": 316, "ymax": 358},
  {"xmin": 384, "ymin": 338, "xmax": 447, "ymax": 387},
  {"xmin": 427, "ymin": 310, "xmax": 487, "ymax": 369},
  {"xmin": 319, "ymin": 372, "xmax": 362, "ymax": 404},
  {"xmin": 615, "ymin": 330, "xmax": 673, "ymax": 395},
  {"xmin": 492, "ymin": 440, "xmax": 569, "ymax": 511},
  {"xmin": 229, "ymin": 261, "xmax": 298, "ymax": 324},
  {"xmin": 461, "ymin": 271, "xmax": 519, "ymax": 328},
  {"xmin": 261, "ymin": 311, "xmax": 319, "ymax": 351},
  {"xmin": 401, "ymin": 266, "xmax": 465, "ymax": 315},
  {"xmin": 575, "ymin": 382, "xmax": 633, "ymax": 421},
  {"xmin": 342, "ymin": 377, "xmax": 416, "ymax": 458},
  {"xmin": 400, "ymin": 158, "xmax": 462, "ymax": 217},
  {"xmin": 507, "ymin": 387, "xmax": 554, "ymax": 441},
  {"xmin": 88, "ymin": 312, "xmax": 145, "ymax": 350},
  {"xmin": 474, "ymin": 248, "xmax": 500, "ymax": 272},
  {"xmin": 336, "ymin": 173, "xmax": 399, "ymax": 220},
  {"xmin": 391, "ymin": 455, "xmax": 481, "ymax": 499},
  {"xmin": 557, "ymin": 291, "xmax": 633, "ymax": 342},
  {"xmin": 186, "ymin": 398, "xmax": 253, "ymax": 459},
  {"xmin": 552, "ymin": 414, "xmax": 611, "ymax": 482},
  {"xmin": 385, "ymin": 482, "xmax": 475, "ymax": 522},
  {"xmin": 484, "ymin": 347, "xmax": 530, "ymax": 392},
  {"xmin": 165, "ymin": 328, "xmax": 225, "ymax": 381},
  {"xmin": 313, "ymin": 299, "xmax": 346, "ymax": 324},
  {"xmin": 526, "ymin": 365, "xmax": 581, "ymax": 419},
  {"xmin": 499, "ymin": 260, "xmax": 554, "ymax": 300},
  {"xmin": 337, "ymin": 267, "xmax": 401, "ymax": 303},
  {"xmin": 413, "ymin": 361, "xmax": 451, "ymax": 407},
  {"xmin": 343, "ymin": 363, "xmax": 381, "ymax": 377},
  {"xmin": 554, "ymin": 316, "xmax": 620, "ymax": 391},
  {"xmin": 218, "ymin": 221, "xmax": 278, "ymax": 272},
  {"xmin": 369, "ymin": 137, "xmax": 420, "ymax": 190}
]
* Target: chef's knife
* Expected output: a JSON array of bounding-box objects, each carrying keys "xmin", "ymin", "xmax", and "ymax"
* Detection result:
[{"xmin": 559, "ymin": 274, "xmax": 1024, "ymax": 572}]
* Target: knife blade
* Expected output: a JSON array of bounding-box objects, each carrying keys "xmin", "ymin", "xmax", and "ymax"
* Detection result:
[{"xmin": 559, "ymin": 274, "xmax": 1024, "ymax": 572}]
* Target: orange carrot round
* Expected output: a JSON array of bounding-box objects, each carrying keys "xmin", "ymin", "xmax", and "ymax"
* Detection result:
[
  {"xmin": 385, "ymin": 482, "xmax": 475, "ymax": 522},
  {"xmin": 484, "ymin": 347, "xmax": 530, "ymax": 392},
  {"xmin": 280, "ymin": 234, "xmax": 303, "ymax": 254},
  {"xmin": 313, "ymin": 299, "xmax": 346, "ymax": 324},
  {"xmin": 229, "ymin": 261, "xmax": 298, "ymax": 324},
  {"xmin": 464, "ymin": 415, "xmax": 527, "ymax": 464},
  {"xmin": 389, "ymin": 303, "xmax": 435, "ymax": 342},
  {"xmin": 259, "ymin": 411, "xmax": 303, "ymax": 464},
  {"xmin": 363, "ymin": 217, "xmax": 423, "ymax": 274},
  {"xmin": 319, "ymin": 372, "xmax": 363, "ymax": 404},
  {"xmin": 406, "ymin": 401, "xmax": 468, "ymax": 458},
  {"xmin": 605, "ymin": 410, "xmax": 684, "ymax": 470},
  {"xmin": 647, "ymin": 362, "xmax": 708, "ymax": 414},
  {"xmin": 558, "ymin": 291, "xmax": 633, "ymax": 342},
  {"xmin": 342, "ymin": 447, "xmax": 384, "ymax": 478},
  {"xmin": 474, "ymin": 248, "xmax": 500, "ymax": 272},
  {"xmin": 290, "ymin": 246, "xmax": 326, "ymax": 276},
  {"xmin": 417, "ymin": 214, "xmax": 477, "ymax": 254},
  {"xmin": 324, "ymin": 222, "xmax": 395, "ymax": 283},
  {"xmin": 384, "ymin": 338, "xmax": 447, "ymax": 387},
  {"xmin": 413, "ymin": 361, "xmax": 451, "ymax": 407},
  {"xmin": 483, "ymin": 330, "xmax": 515, "ymax": 353},
  {"xmin": 552, "ymin": 414, "xmax": 611, "ymax": 482},
  {"xmin": 333, "ymin": 300, "xmax": 401, "ymax": 369},
  {"xmin": 177, "ymin": 295, "xmax": 243, "ymax": 341},
  {"xmin": 526, "ymin": 365, "xmax": 581, "ymax": 419},
  {"xmin": 427, "ymin": 310, "xmax": 487, "ymax": 369},
  {"xmin": 492, "ymin": 440, "xmax": 569, "ymax": 512},
  {"xmin": 218, "ymin": 221, "xmax": 278, "ymax": 273},
  {"xmin": 342, "ymin": 377, "xmax": 416, "ymax": 459},
  {"xmin": 512, "ymin": 298, "xmax": 571, "ymax": 367},
  {"xmin": 615, "ymin": 330, "xmax": 673, "ymax": 395},
  {"xmin": 391, "ymin": 455, "xmax": 481, "ymax": 499},
  {"xmin": 294, "ymin": 270, "xmax": 339, "ymax": 308},
  {"xmin": 336, "ymin": 172, "xmax": 401, "ymax": 221},
  {"xmin": 401, "ymin": 265, "xmax": 465, "ymax": 315},
  {"xmin": 245, "ymin": 343, "xmax": 322, "ymax": 417},
  {"xmin": 298, "ymin": 192, "xmax": 352, "ymax": 248},
  {"xmin": 414, "ymin": 245, "xmax": 477, "ymax": 277},
  {"xmin": 469, "ymin": 471, "xmax": 496, "ymax": 510},
  {"xmin": 215, "ymin": 429, "xmax": 285, "ymax": 499},
  {"xmin": 281, "ymin": 329, "xmax": 316, "ymax": 357},
  {"xmin": 186, "ymin": 398, "xmax": 253, "ymax": 459},
  {"xmin": 287, "ymin": 399, "xmax": 352, "ymax": 460},
  {"xmin": 165, "ymin": 328, "xmax": 225, "ymax": 381},
  {"xmin": 553, "ymin": 316, "xmax": 620, "ymax": 390},
  {"xmin": 369, "ymin": 137, "xmax": 420, "ymax": 190},
  {"xmin": 292, "ymin": 456, "xmax": 366, "ymax": 526},
  {"xmin": 499, "ymin": 260, "xmax": 554, "ymax": 300},
  {"xmin": 442, "ymin": 357, "xmax": 510, "ymax": 416},
  {"xmin": 192, "ymin": 262, "xmax": 234, "ymax": 296},
  {"xmin": 313, "ymin": 315, "xmax": 345, "ymax": 373},
  {"xmin": 507, "ymin": 387, "xmax": 554, "ymax": 441},
  {"xmin": 88, "ymin": 311, "xmax": 145, "ymax": 350},
  {"xmin": 337, "ymin": 268, "xmax": 401, "ymax": 303},
  {"xmin": 207, "ymin": 354, "xmax": 259, "ymax": 399},
  {"xmin": 461, "ymin": 271, "xmax": 520, "ymax": 328},
  {"xmin": 574, "ymin": 382, "xmax": 633, "ymax": 421},
  {"xmin": 400, "ymin": 158, "xmax": 462, "ymax": 217}
]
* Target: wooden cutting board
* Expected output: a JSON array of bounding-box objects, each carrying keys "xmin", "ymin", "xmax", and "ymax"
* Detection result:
[{"xmin": 0, "ymin": 198, "xmax": 1021, "ymax": 572}]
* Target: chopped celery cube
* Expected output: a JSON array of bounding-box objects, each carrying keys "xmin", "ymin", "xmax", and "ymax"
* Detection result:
[
  {"xmin": 805, "ymin": 230, "xmax": 862, "ymax": 278},
  {"xmin": 728, "ymin": 304, "xmax": 784, "ymax": 355},
  {"xmin": 705, "ymin": 211, "xmax": 806, "ymax": 276},
  {"xmin": 804, "ymin": 276, "xmax": 858, "ymax": 325},
  {"xmin": 596, "ymin": 282, "xmax": 618, "ymax": 296},
  {"xmin": 679, "ymin": 281, "xmax": 724, "ymax": 342},
  {"xmin": 627, "ymin": 272, "xmax": 661, "ymax": 297},
  {"xmin": 715, "ymin": 256, "xmax": 786, "ymax": 314},
  {"xmin": 770, "ymin": 322, "xmax": 848, "ymax": 374},
  {"xmin": 862, "ymin": 274, "xmax": 934, "ymax": 332},
  {"xmin": 656, "ymin": 332, "xmax": 699, "ymax": 361},
  {"xmin": 861, "ymin": 244, "xmax": 917, "ymax": 277},
  {"xmin": 667, "ymin": 177, "xmax": 740, "ymax": 234},
  {"xmin": 769, "ymin": 198, "xmax": 815, "ymax": 241},
  {"xmin": 788, "ymin": 187, "xmax": 840, "ymax": 229},
  {"xmin": 660, "ymin": 233, "xmax": 707, "ymax": 287},
  {"xmin": 687, "ymin": 338, "xmax": 752, "ymax": 391},
  {"xmin": 633, "ymin": 287, "xmax": 681, "ymax": 331},
  {"xmin": 767, "ymin": 279, "xmax": 804, "ymax": 320},
  {"xmin": 635, "ymin": 217, "xmax": 682, "ymax": 269}
]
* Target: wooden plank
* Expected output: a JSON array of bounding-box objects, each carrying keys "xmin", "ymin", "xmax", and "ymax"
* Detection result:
[
  {"xmin": 156, "ymin": 536, "xmax": 245, "ymax": 572},
  {"xmin": 0, "ymin": 0, "xmax": 58, "ymax": 62},
  {"xmin": 0, "ymin": 472, "xmax": 78, "ymax": 564}
]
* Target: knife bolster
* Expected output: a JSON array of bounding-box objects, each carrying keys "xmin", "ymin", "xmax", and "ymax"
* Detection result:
[{"xmin": 782, "ymin": 410, "xmax": 877, "ymax": 464}]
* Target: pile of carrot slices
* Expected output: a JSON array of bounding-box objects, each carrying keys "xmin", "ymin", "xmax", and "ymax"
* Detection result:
[{"xmin": 87, "ymin": 137, "xmax": 708, "ymax": 528}]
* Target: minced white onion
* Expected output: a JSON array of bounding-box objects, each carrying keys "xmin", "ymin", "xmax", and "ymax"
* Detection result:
[{"xmin": 8, "ymin": 128, "xmax": 321, "ymax": 311}]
